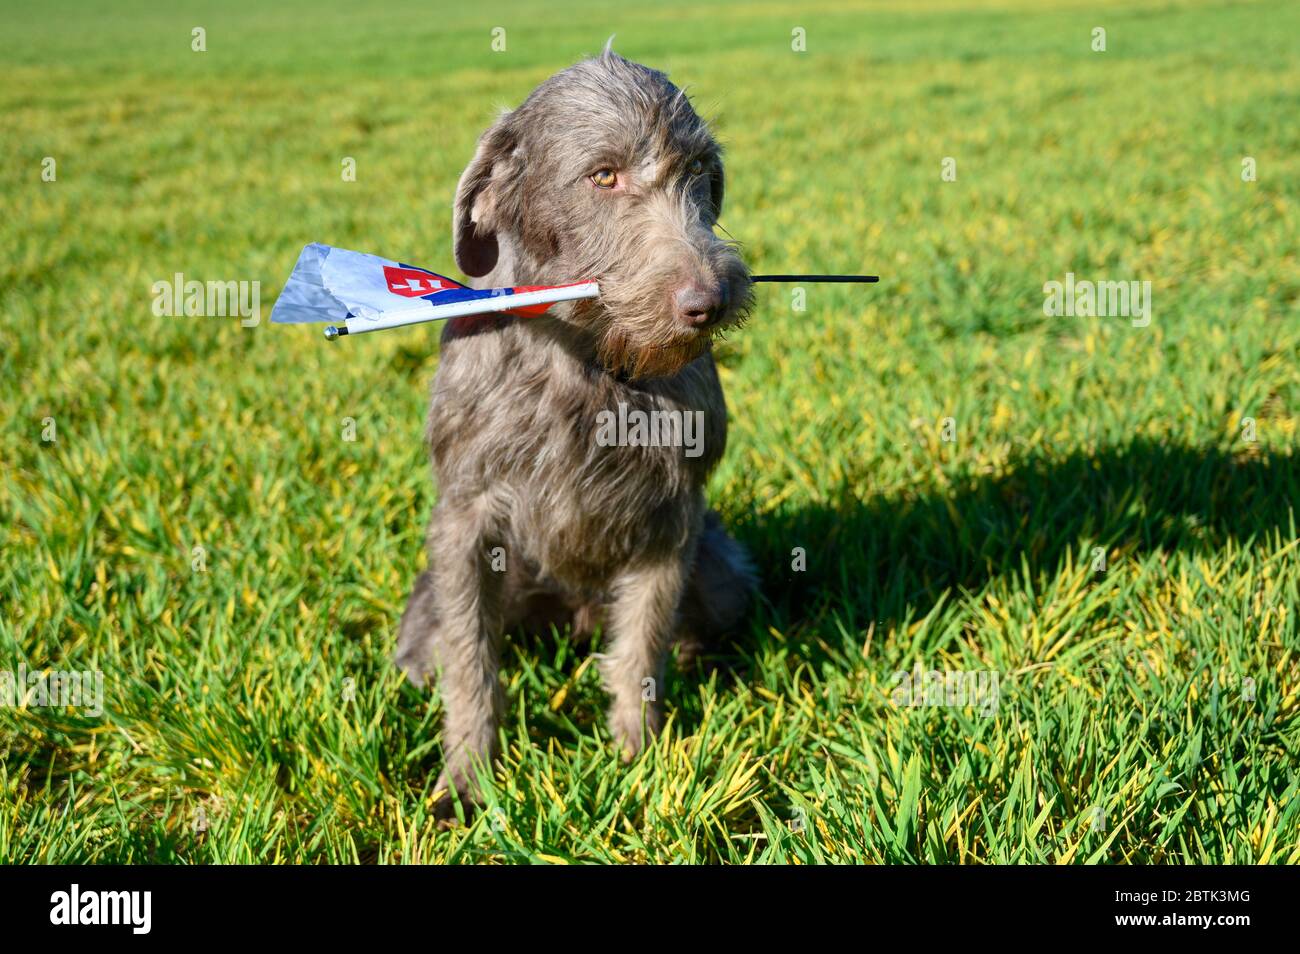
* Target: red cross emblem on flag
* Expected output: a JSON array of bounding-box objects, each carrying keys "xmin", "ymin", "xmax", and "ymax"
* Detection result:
[{"xmin": 383, "ymin": 265, "xmax": 458, "ymax": 297}]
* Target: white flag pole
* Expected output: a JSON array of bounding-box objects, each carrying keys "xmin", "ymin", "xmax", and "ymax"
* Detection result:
[{"xmin": 324, "ymin": 282, "xmax": 600, "ymax": 339}]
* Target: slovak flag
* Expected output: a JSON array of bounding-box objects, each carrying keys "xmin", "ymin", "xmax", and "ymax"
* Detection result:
[{"xmin": 269, "ymin": 243, "xmax": 598, "ymax": 339}]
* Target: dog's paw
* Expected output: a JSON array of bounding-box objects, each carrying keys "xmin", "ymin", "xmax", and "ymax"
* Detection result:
[
  {"xmin": 393, "ymin": 638, "xmax": 437, "ymax": 689},
  {"xmin": 607, "ymin": 703, "xmax": 662, "ymax": 763},
  {"xmin": 395, "ymin": 569, "xmax": 439, "ymax": 687},
  {"xmin": 431, "ymin": 768, "xmax": 481, "ymax": 828}
]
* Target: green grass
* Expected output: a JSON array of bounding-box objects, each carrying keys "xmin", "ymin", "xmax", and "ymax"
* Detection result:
[{"xmin": 2, "ymin": 0, "xmax": 1298, "ymax": 863}]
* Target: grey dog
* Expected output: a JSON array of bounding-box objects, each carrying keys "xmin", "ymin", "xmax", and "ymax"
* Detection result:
[{"xmin": 395, "ymin": 48, "xmax": 756, "ymax": 817}]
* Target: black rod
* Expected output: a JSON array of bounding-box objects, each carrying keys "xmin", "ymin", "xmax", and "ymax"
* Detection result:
[{"xmin": 751, "ymin": 274, "xmax": 879, "ymax": 283}]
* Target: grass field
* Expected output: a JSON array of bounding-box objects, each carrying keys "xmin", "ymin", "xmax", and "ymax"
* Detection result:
[{"xmin": 2, "ymin": 0, "xmax": 1298, "ymax": 864}]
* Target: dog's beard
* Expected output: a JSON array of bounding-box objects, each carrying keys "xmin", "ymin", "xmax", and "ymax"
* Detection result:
[
  {"xmin": 597, "ymin": 325, "xmax": 714, "ymax": 379},
  {"xmin": 582, "ymin": 250, "xmax": 752, "ymax": 379}
]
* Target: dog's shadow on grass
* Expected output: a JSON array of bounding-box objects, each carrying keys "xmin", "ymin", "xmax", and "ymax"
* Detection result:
[
  {"xmin": 714, "ymin": 437, "xmax": 1295, "ymax": 674},
  {"xmin": 408, "ymin": 439, "xmax": 1294, "ymax": 760}
]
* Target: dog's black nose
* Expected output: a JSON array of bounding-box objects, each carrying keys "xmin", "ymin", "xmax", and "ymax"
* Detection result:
[{"xmin": 674, "ymin": 284, "xmax": 726, "ymax": 328}]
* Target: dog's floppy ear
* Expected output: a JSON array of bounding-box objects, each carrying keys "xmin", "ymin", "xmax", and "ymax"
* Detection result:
[{"xmin": 452, "ymin": 114, "xmax": 519, "ymax": 278}]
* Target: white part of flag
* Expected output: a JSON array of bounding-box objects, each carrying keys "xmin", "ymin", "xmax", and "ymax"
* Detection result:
[
  {"xmin": 339, "ymin": 283, "xmax": 601, "ymax": 335},
  {"xmin": 269, "ymin": 243, "xmax": 599, "ymax": 335}
]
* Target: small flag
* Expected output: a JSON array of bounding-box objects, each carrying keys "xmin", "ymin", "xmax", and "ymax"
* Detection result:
[{"xmin": 269, "ymin": 243, "xmax": 599, "ymax": 339}]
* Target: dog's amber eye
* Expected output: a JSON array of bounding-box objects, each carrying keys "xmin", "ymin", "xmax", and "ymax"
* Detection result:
[
  {"xmin": 591, "ymin": 169, "xmax": 618, "ymax": 189},
  {"xmin": 688, "ymin": 159, "xmax": 705, "ymax": 176}
]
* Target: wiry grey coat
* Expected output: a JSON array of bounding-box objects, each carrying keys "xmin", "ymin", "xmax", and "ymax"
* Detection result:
[{"xmin": 394, "ymin": 49, "xmax": 756, "ymax": 818}]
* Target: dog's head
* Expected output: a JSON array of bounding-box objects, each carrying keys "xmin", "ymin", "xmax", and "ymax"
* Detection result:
[{"xmin": 451, "ymin": 49, "xmax": 751, "ymax": 379}]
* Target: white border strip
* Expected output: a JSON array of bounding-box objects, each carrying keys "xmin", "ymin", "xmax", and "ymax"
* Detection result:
[{"xmin": 341, "ymin": 282, "xmax": 600, "ymax": 335}]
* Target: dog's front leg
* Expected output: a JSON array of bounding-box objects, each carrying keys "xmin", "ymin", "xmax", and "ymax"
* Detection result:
[
  {"xmin": 426, "ymin": 501, "xmax": 506, "ymax": 819},
  {"xmin": 599, "ymin": 554, "xmax": 690, "ymax": 759}
]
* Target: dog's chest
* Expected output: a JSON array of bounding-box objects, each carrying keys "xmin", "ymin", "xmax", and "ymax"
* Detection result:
[
  {"xmin": 510, "ymin": 379, "xmax": 723, "ymax": 582},
  {"xmin": 429, "ymin": 331, "xmax": 727, "ymax": 584}
]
